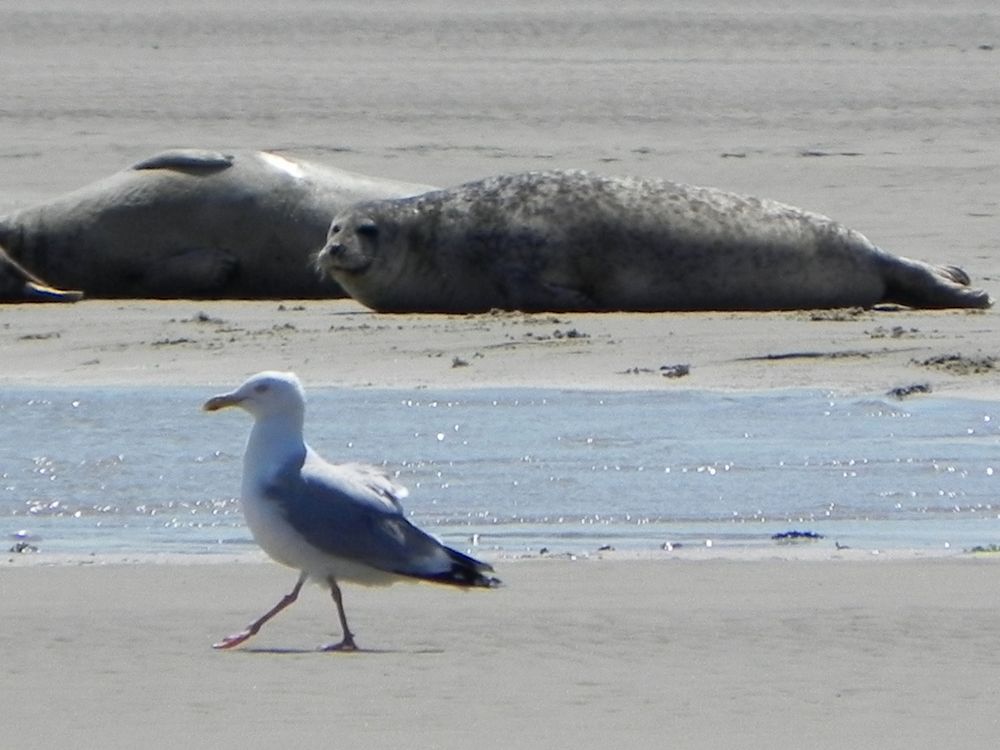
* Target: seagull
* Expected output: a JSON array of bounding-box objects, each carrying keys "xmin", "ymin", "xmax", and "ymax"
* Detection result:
[{"xmin": 203, "ymin": 370, "xmax": 499, "ymax": 651}]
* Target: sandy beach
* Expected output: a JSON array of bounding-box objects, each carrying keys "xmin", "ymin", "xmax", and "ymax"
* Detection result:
[
  {"xmin": 2, "ymin": 557, "xmax": 998, "ymax": 749},
  {"xmin": 3, "ymin": 299, "xmax": 1000, "ymax": 397},
  {"xmin": 2, "ymin": 0, "xmax": 1000, "ymax": 747},
  {"xmin": 6, "ymin": 311, "xmax": 1000, "ymax": 750}
]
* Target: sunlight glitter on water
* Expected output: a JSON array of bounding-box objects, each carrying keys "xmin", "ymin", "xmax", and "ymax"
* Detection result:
[{"xmin": 3, "ymin": 387, "xmax": 1000, "ymax": 556}]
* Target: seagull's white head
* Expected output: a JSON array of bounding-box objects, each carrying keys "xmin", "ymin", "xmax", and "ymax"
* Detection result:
[{"xmin": 203, "ymin": 371, "xmax": 306, "ymax": 421}]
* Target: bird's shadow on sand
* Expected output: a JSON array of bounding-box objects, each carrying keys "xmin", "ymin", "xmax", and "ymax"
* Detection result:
[{"xmin": 232, "ymin": 646, "xmax": 445, "ymax": 656}]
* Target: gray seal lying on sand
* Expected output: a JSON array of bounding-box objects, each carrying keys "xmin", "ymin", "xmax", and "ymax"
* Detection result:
[
  {"xmin": 0, "ymin": 149, "xmax": 433, "ymax": 301},
  {"xmin": 317, "ymin": 170, "xmax": 991, "ymax": 312}
]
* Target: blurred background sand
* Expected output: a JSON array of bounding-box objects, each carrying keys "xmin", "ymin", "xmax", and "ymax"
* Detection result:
[{"xmin": 2, "ymin": 0, "xmax": 997, "ymax": 293}]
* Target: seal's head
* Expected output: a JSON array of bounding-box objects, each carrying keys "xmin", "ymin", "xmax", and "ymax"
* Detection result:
[{"xmin": 315, "ymin": 212, "xmax": 381, "ymax": 276}]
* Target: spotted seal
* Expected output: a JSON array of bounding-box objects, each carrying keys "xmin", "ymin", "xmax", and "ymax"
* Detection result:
[
  {"xmin": 316, "ymin": 170, "xmax": 991, "ymax": 312},
  {"xmin": 0, "ymin": 149, "xmax": 433, "ymax": 301}
]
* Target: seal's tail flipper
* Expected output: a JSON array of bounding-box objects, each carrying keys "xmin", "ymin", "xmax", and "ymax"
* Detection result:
[
  {"xmin": 882, "ymin": 256, "xmax": 992, "ymax": 309},
  {"xmin": 23, "ymin": 280, "xmax": 85, "ymax": 302}
]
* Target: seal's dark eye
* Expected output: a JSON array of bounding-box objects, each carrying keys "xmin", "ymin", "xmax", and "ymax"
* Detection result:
[
  {"xmin": 254, "ymin": 384, "xmax": 269, "ymax": 393},
  {"xmin": 357, "ymin": 220, "xmax": 378, "ymax": 238},
  {"xmin": 330, "ymin": 224, "xmax": 340, "ymax": 234}
]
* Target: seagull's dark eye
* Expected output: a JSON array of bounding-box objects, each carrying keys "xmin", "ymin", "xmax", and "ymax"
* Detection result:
[
  {"xmin": 254, "ymin": 384, "xmax": 269, "ymax": 394},
  {"xmin": 357, "ymin": 220, "xmax": 378, "ymax": 238}
]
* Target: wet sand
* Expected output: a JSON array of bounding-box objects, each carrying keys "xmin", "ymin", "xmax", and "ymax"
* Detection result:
[
  {"xmin": 3, "ymin": 557, "xmax": 999, "ymax": 749},
  {"xmin": 2, "ymin": 299, "xmax": 999, "ymax": 398}
]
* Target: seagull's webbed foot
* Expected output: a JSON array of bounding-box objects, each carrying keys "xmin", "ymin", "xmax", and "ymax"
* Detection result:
[
  {"xmin": 213, "ymin": 630, "xmax": 255, "ymax": 650},
  {"xmin": 318, "ymin": 635, "xmax": 358, "ymax": 652}
]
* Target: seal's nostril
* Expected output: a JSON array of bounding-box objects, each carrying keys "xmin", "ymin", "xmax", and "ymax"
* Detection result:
[{"xmin": 317, "ymin": 243, "xmax": 339, "ymax": 260}]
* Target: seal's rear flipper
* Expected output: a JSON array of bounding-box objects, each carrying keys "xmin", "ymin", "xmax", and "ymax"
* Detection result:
[
  {"xmin": 0, "ymin": 246, "xmax": 83, "ymax": 303},
  {"xmin": 882, "ymin": 256, "xmax": 992, "ymax": 310},
  {"xmin": 23, "ymin": 280, "xmax": 84, "ymax": 303},
  {"xmin": 940, "ymin": 264, "xmax": 972, "ymax": 287}
]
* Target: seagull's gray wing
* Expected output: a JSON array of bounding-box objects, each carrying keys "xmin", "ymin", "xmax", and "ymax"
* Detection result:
[
  {"xmin": 334, "ymin": 460, "xmax": 409, "ymax": 511},
  {"xmin": 261, "ymin": 449, "xmax": 488, "ymax": 581}
]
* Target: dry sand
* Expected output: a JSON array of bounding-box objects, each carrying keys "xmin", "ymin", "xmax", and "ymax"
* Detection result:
[{"xmin": 2, "ymin": 1, "xmax": 1000, "ymax": 747}]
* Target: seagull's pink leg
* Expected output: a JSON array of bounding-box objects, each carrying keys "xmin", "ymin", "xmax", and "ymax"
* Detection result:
[
  {"xmin": 319, "ymin": 576, "xmax": 358, "ymax": 652},
  {"xmin": 213, "ymin": 572, "xmax": 307, "ymax": 649}
]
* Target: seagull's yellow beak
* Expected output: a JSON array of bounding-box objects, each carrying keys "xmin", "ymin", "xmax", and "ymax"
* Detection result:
[{"xmin": 203, "ymin": 393, "xmax": 244, "ymax": 412}]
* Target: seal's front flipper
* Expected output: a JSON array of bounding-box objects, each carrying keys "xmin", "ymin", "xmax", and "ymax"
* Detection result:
[
  {"xmin": 492, "ymin": 261, "xmax": 598, "ymax": 312},
  {"xmin": 147, "ymin": 248, "xmax": 240, "ymax": 297},
  {"xmin": 131, "ymin": 149, "xmax": 236, "ymax": 174},
  {"xmin": 535, "ymin": 281, "xmax": 598, "ymax": 312},
  {"xmin": 506, "ymin": 275, "xmax": 597, "ymax": 312}
]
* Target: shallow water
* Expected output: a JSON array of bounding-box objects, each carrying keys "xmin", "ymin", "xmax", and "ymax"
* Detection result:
[{"xmin": 2, "ymin": 386, "xmax": 999, "ymax": 557}]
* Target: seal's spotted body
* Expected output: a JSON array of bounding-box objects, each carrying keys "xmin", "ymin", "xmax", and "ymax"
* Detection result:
[{"xmin": 318, "ymin": 170, "xmax": 990, "ymax": 313}]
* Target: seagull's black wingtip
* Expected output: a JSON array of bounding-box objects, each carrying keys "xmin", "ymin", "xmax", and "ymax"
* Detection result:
[{"xmin": 414, "ymin": 547, "xmax": 502, "ymax": 588}]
